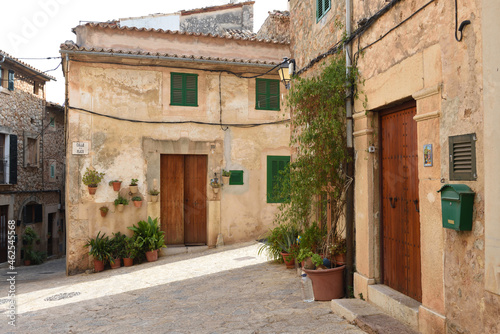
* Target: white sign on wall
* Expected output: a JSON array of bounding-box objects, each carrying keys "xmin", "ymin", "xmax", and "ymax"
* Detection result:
[{"xmin": 72, "ymin": 142, "xmax": 89, "ymax": 155}]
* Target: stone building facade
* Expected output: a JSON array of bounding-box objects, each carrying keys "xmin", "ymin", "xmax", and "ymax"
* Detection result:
[
  {"xmin": 288, "ymin": 0, "xmax": 500, "ymax": 333},
  {"xmin": 60, "ymin": 9, "xmax": 291, "ymax": 275},
  {"xmin": 0, "ymin": 51, "xmax": 65, "ymax": 266}
]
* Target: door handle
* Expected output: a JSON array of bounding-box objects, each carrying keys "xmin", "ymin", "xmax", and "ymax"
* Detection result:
[
  {"xmin": 413, "ymin": 200, "xmax": 419, "ymax": 213},
  {"xmin": 389, "ymin": 197, "xmax": 397, "ymax": 209}
]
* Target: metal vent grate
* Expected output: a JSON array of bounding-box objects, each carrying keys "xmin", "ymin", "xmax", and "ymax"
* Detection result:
[{"xmin": 449, "ymin": 133, "xmax": 477, "ymax": 181}]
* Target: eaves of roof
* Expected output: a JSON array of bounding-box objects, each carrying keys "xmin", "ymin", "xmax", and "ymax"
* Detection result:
[
  {"xmin": 59, "ymin": 44, "xmax": 280, "ymax": 67},
  {"xmin": 0, "ymin": 50, "xmax": 56, "ymax": 81},
  {"xmin": 77, "ymin": 22, "xmax": 289, "ymax": 45},
  {"xmin": 180, "ymin": 1, "xmax": 255, "ymax": 16}
]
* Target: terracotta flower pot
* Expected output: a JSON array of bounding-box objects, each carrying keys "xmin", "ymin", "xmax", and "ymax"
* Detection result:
[
  {"xmin": 145, "ymin": 250, "xmax": 158, "ymax": 262},
  {"xmin": 100, "ymin": 210, "xmax": 107, "ymax": 217},
  {"xmin": 116, "ymin": 204, "xmax": 124, "ymax": 212},
  {"xmin": 24, "ymin": 260, "xmax": 31, "ymax": 266},
  {"xmin": 129, "ymin": 185, "xmax": 138, "ymax": 194},
  {"xmin": 110, "ymin": 258, "xmax": 121, "ymax": 269},
  {"xmin": 88, "ymin": 186, "xmax": 97, "ymax": 195},
  {"xmin": 93, "ymin": 259, "xmax": 105, "ymax": 272},
  {"xmin": 123, "ymin": 258, "xmax": 133, "ymax": 267},
  {"xmin": 281, "ymin": 252, "xmax": 295, "ymax": 269},
  {"xmin": 112, "ymin": 181, "xmax": 121, "ymax": 191},
  {"xmin": 133, "ymin": 200, "xmax": 143, "ymax": 208},
  {"xmin": 303, "ymin": 265, "xmax": 345, "ymax": 301}
]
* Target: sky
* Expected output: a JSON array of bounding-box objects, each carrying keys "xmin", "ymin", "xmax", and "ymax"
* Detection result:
[{"xmin": 1, "ymin": 0, "xmax": 289, "ymax": 104}]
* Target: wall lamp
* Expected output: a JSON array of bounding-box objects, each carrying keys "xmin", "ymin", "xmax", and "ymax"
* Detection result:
[{"xmin": 278, "ymin": 57, "xmax": 296, "ymax": 89}]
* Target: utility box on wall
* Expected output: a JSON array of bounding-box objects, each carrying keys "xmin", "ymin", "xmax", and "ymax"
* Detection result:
[{"xmin": 438, "ymin": 184, "xmax": 475, "ymax": 231}]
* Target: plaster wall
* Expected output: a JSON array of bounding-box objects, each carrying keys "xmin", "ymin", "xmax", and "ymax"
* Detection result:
[{"xmin": 65, "ymin": 59, "xmax": 290, "ymax": 275}]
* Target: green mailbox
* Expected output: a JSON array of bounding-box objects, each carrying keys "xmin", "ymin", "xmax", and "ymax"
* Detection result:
[{"xmin": 437, "ymin": 184, "xmax": 475, "ymax": 231}]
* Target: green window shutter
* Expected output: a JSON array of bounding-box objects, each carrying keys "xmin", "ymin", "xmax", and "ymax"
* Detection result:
[
  {"xmin": 449, "ymin": 133, "xmax": 477, "ymax": 181},
  {"xmin": 171, "ymin": 72, "xmax": 198, "ymax": 106},
  {"xmin": 229, "ymin": 170, "xmax": 244, "ymax": 185},
  {"xmin": 8, "ymin": 70, "xmax": 14, "ymax": 91},
  {"xmin": 267, "ymin": 156, "xmax": 290, "ymax": 203},
  {"xmin": 317, "ymin": 0, "xmax": 330, "ymax": 21},
  {"xmin": 256, "ymin": 79, "xmax": 280, "ymax": 111}
]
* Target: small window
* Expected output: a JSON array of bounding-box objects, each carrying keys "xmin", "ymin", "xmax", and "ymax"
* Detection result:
[
  {"xmin": 8, "ymin": 70, "xmax": 14, "ymax": 91},
  {"xmin": 449, "ymin": 133, "xmax": 477, "ymax": 181},
  {"xmin": 316, "ymin": 0, "xmax": 331, "ymax": 21},
  {"xmin": 49, "ymin": 117, "xmax": 55, "ymax": 128},
  {"xmin": 256, "ymin": 79, "xmax": 280, "ymax": 111},
  {"xmin": 23, "ymin": 203, "xmax": 43, "ymax": 224},
  {"xmin": 229, "ymin": 170, "xmax": 244, "ymax": 185},
  {"xmin": 34, "ymin": 82, "xmax": 39, "ymax": 95},
  {"xmin": 267, "ymin": 156, "xmax": 290, "ymax": 203},
  {"xmin": 50, "ymin": 163, "xmax": 56, "ymax": 179},
  {"xmin": 170, "ymin": 72, "xmax": 198, "ymax": 107},
  {"xmin": 25, "ymin": 137, "xmax": 38, "ymax": 167}
]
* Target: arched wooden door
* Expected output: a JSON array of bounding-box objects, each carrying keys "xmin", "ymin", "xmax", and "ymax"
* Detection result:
[{"xmin": 380, "ymin": 102, "xmax": 422, "ymax": 302}]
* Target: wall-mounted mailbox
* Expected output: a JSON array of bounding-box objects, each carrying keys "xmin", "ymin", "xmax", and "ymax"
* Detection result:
[{"xmin": 437, "ymin": 184, "xmax": 475, "ymax": 231}]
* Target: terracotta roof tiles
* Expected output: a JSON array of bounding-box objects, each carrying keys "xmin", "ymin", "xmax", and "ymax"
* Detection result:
[{"xmin": 0, "ymin": 50, "xmax": 56, "ymax": 81}]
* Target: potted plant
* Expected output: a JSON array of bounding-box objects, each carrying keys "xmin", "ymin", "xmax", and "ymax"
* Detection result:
[
  {"xmin": 132, "ymin": 196, "xmax": 143, "ymax": 208},
  {"xmin": 303, "ymin": 254, "xmax": 345, "ymax": 301},
  {"xmin": 123, "ymin": 236, "xmax": 139, "ymax": 267},
  {"xmin": 258, "ymin": 224, "xmax": 299, "ymax": 268},
  {"xmin": 129, "ymin": 178, "xmax": 139, "ymax": 194},
  {"xmin": 109, "ymin": 232, "xmax": 127, "ymax": 269},
  {"xmin": 210, "ymin": 178, "xmax": 220, "ymax": 194},
  {"xmin": 128, "ymin": 216, "xmax": 166, "ymax": 262},
  {"xmin": 109, "ymin": 180, "xmax": 122, "ymax": 191},
  {"xmin": 22, "ymin": 227, "xmax": 39, "ymax": 266},
  {"xmin": 149, "ymin": 189, "xmax": 160, "ymax": 202},
  {"xmin": 84, "ymin": 231, "xmax": 112, "ymax": 272},
  {"xmin": 82, "ymin": 167, "xmax": 105, "ymax": 195},
  {"xmin": 114, "ymin": 195, "xmax": 129, "ymax": 212},
  {"xmin": 221, "ymin": 169, "xmax": 231, "ymax": 185},
  {"xmin": 99, "ymin": 206, "xmax": 109, "ymax": 217}
]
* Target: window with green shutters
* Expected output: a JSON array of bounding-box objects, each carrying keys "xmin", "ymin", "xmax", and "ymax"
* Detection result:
[
  {"xmin": 316, "ymin": 0, "xmax": 331, "ymax": 21},
  {"xmin": 170, "ymin": 72, "xmax": 198, "ymax": 106},
  {"xmin": 267, "ymin": 156, "xmax": 290, "ymax": 203},
  {"xmin": 8, "ymin": 70, "xmax": 14, "ymax": 91},
  {"xmin": 229, "ymin": 170, "xmax": 244, "ymax": 185},
  {"xmin": 256, "ymin": 78, "xmax": 280, "ymax": 111}
]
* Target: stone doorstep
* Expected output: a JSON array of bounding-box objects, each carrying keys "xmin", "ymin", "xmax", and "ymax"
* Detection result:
[
  {"xmin": 331, "ymin": 299, "xmax": 420, "ymax": 334},
  {"xmin": 367, "ymin": 284, "xmax": 421, "ymax": 330},
  {"xmin": 161, "ymin": 245, "xmax": 209, "ymax": 256}
]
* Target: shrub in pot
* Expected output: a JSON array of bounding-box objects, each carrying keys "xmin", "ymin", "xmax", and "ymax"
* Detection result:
[
  {"xmin": 110, "ymin": 232, "xmax": 127, "ymax": 269},
  {"xmin": 129, "ymin": 178, "xmax": 139, "ymax": 194},
  {"xmin": 123, "ymin": 236, "xmax": 139, "ymax": 266},
  {"xmin": 149, "ymin": 189, "xmax": 159, "ymax": 202},
  {"xmin": 132, "ymin": 196, "xmax": 143, "ymax": 208},
  {"xmin": 99, "ymin": 206, "xmax": 109, "ymax": 217},
  {"xmin": 22, "ymin": 227, "xmax": 43, "ymax": 266},
  {"xmin": 258, "ymin": 223, "xmax": 299, "ymax": 268},
  {"xmin": 114, "ymin": 195, "xmax": 129, "ymax": 212},
  {"xmin": 84, "ymin": 231, "xmax": 112, "ymax": 272},
  {"xmin": 221, "ymin": 169, "xmax": 231, "ymax": 185},
  {"xmin": 109, "ymin": 180, "xmax": 122, "ymax": 191},
  {"xmin": 82, "ymin": 167, "xmax": 105, "ymax": 195},
  {"xmin": 128, "ymin": 216, "xmax": 166, "ymax": 262}
]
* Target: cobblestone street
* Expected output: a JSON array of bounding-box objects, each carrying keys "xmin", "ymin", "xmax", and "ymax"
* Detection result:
[{"xmin": 0, "ymin": 242, "xmax": 366, "ymax": 333}]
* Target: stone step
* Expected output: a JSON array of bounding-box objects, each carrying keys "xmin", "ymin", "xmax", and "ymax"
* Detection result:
[
  {"xmin": 331, "ymin": 298, "xmax": 420, "ymax": 334},
  {"xmin": 161, "ymin": 245, "xmax": 209, "ymax": 256}
]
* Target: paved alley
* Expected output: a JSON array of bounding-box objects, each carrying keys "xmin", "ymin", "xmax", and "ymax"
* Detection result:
[{"xmin": 0, "ymin": 242, "xmax": 366, "ymax": 333}]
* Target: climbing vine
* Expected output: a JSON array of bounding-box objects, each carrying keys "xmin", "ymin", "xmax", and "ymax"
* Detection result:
[{"xmin": 273, "ymin": 51, "xmax": 359, "ymax": 252}]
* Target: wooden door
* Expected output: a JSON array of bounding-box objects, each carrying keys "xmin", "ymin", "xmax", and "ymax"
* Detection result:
[
  {"xmin": 0, "ymin": 205, "xmax": 8, "ymax": 263},
  {"xmin": 184, "ymin": 155, "xmax": 207, "ymax": 245},
  {"xmin": 380, "ymin": 102, "xmax": 422, "ymax": 302},
  {"xmin": 160, "ymin": 154, "xmax": 207, "ymax": 246}
]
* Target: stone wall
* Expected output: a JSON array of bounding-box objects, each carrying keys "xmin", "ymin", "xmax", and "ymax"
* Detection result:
[{"xmin": 256, "ymin": 11, "xmax": 290, "ymax": 43}]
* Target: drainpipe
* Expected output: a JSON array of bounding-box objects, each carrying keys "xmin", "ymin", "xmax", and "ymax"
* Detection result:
[{"xmin": 345, "ymin": 0, "xmax": 355, "ymax": 297}]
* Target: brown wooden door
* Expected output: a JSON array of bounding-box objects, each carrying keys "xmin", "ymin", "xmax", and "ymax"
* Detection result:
[
  {"xmin": 161, "ymin": 154, "xmax": 207, "ymax": 246},
  {"xmin": 0, "ymin": 205, "xmax": 8, "ymax": 263},
  {"xmin": 380, "ymin": 103, "xmax": 422, "ymax": 302}
]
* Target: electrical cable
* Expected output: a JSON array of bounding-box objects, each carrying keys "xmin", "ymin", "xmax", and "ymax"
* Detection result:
[
  {"xmin": 219, "ymin": 72, "xmax": 228, "ymax": 131},
  {"xmin": 455, "ymin": 0, "xmax": 471, "ymax": 42},
  {"xmin": 69, "ymin": 105, "xmax": 290, "ymax": 128}
]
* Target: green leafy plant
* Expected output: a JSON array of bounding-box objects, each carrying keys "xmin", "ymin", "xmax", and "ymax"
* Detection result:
[
  {"xmin": 128, "ymin": 216, "xmax": 166, "ymax": 252},
  {"xmin": 149, "ymin": 189, "xmax": 160, "ymax": 196},
  {"xmin": 258, "ymin": 224, "xmax": 299, "ymax": 261},
  {"xmin": 273, "ymin": 52, "xmax": 357, "ymax": 256},
  {"xmin": 84, "ymin": 231, "xmax": 112, "ymax": 263},
  {"xmin": 124, "ymin": 236, "xmax": 140, "ymax": 259},
  {"xmin": 222, "ymin": 169, "xmax": 231, "ymax": 177},
  {"xmin": 99, "ymin": 206, "xmax": 109, "ymax": 213},
  {"xmin": 131, "ymin": 196, "xmax": 142, "ymax": 202},
  {"xmin": 82, "ymin": 168, "xmax": 105, "ymax": 187},
  {"xmin": 311, "ymin": 253, "xmax": 323, "ymax": 267},
  {"xmin": 114, "ymin": 195, "xmax": 129, "ymax": 206},
  {"xmin": 108, "ymin": 180, "xmax": 121, "ymax": 186},
  {"xmin": 130, "ymin": 178, "xmax": 138, "ymax": 186},
  {"xmin": 296, "ymin": 248, "xmax": 314, "ymax": 264},
  {"xmin": 22, "ymin": 227, "xmax": 43, "ymax": 263},
  {"xmin": 110, "ymin": 232, "xmax": 127, "ymax": 259},
  {"xmin": 24, "ymin": 249, "xmax": 47, "ymax": 265}
]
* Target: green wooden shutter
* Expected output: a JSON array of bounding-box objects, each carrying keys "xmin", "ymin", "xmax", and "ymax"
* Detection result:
[
  {"xmin": 449, "ymin": 133, "xmax": 477, "ymax": 181},
  {"xmin": 256, "ymin": 79, "xmax": 268, "ymax": 109},
  {"xmin": 229, "ymin": 170, "xmax": 244, "ymax": 185},
  {"xmin": 171, "ymin": 73, "xmax": 198, "ymax": 106},
  {"xmin": 256, "ymin": 79, "xmax": 280, "ymax": 110},
  {"xmin": 9, "ymin": 135, "xmax": 17, "ymax": 184},
  {"xmin": 8, "ymin": 70, "xmax": 14, "ymax": 91},
  {"xmin": 269, "ymin": 80, "xmax": 280, "ymax": 110},
  {"xmin": 171, "ymin": 73, "xmax": 184, "ymax": 105},
  {"xmin": 267, "ymin": 156, "xmax": 290, "ymax": 203},
  {"xmin": 185, "ymin": 74, "xmax": 198, "ymax": 106}
]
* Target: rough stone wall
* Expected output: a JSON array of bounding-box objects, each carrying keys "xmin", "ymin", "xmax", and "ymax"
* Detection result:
[
  {"xmin": 180, "ymin": 3, "xmax": 253, "ymax": 35},
  {"xmin": 256, "ymin": 11, "xmax": 290, "ymax": 43}
]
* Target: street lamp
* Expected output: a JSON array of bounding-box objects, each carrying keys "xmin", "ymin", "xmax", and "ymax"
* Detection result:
[{"xmin": 278, "ymin": 57, "xmax": 295, "ymax": 89}]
